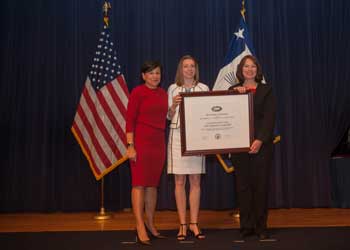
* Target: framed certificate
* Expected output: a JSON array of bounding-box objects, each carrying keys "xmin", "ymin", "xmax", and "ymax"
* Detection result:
[{"xmin": 179, "ymin": 90, "xmax": 254, "ymax": 156}]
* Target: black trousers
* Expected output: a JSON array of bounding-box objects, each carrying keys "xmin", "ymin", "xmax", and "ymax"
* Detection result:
[{"xmin": 231, "ymin": 142, "xmax": 273, "ymax": 234}]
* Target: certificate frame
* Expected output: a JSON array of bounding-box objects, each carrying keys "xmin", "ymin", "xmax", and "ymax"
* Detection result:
[{"xmin": 179, "ymin": 90, "xmax": 254, "ymax": 156}]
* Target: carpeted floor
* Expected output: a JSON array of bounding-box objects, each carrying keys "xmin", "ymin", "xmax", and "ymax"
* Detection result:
[{"xmin": 1, "ymin": 227, "xmax": 350, "ymax": 250}]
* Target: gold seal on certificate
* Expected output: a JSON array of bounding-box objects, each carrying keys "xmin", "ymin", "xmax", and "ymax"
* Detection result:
[{"xmin": 179, "ymin": 90, "xmax": 254, "ymax": 156}]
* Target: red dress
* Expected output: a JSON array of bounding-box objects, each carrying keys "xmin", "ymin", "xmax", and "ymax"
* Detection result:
[{"xmin": 126, "ymin": 84, "xmax": 168, "ymax": 187}]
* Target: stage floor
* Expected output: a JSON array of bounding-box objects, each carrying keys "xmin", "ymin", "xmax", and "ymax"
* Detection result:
[{"xmin": 1, "ymin": 208, "xmax": 350, "ymax": 233}]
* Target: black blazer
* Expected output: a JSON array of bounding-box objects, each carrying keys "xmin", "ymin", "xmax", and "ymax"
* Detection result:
[{"xmin": 229, "ymin": 83, "xmax": 276, "ymax": 143}]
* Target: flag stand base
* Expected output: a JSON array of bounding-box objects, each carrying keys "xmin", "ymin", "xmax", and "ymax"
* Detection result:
[
  {"xmin": 94, "ymin": 177, "xmax": 112, "ymax": 220},
  {"xmin": 230, "ymin": 209, "xmax": 240, "ymax": 219},
  {"xmin": 94, "ymin": 207, "xmax": 112, "ymax": 220}
]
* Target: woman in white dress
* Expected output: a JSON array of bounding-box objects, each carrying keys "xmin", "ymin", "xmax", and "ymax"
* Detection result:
[{"xmin": 167, "ymin": 55, "xmax": 209, "ymax": 240}]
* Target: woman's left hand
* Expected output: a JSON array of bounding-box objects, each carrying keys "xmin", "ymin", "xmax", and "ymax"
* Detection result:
[
  {"xmin": 126, "ymin": 146, "xmax": 137, "ymax": 161},
  {"xmin": 248, "ymin": 139, "xmax": 262, "ymax": 154}
]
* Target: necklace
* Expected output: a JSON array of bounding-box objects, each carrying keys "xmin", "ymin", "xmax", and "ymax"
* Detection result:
[{"xmin": 183, "ymin": 80, "xmax": 195, "ymax": 91}]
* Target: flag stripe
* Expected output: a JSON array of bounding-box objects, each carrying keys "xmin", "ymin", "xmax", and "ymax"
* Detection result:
[
  {"xmin": 98, "ymin": 88, "xmax": 126, "ymax": 157},
  {"xmin": 72, "ymin": 121, "xmax": 102, "ymax": 176},
  {"xmin": 83, "ymin": 81, "xmax": 119, "ymax": 162},
  {"xmin": 103, "ymin": 90, "xmax": 127, "ymax": 147},
  {"xmin": 107, "ymin": 80, "xmax": 128, "ymax": 122},
  {"xmin": 74, "ymin": 113, "xmax": 106, "ymax": 174},
  {"xmin": 102, "ymin": 82, "xmax": 127, "ymax": 131},
  {"xmin": 76, "ymin": 100, "xmax": 112, "ymax": 170},
  {"xmin": 115, "ymin": 75, "xmax": 129, "ymax": 107}
]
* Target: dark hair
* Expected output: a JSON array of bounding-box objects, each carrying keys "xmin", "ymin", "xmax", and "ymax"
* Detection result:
[
  {"xmin": 236, "ymin": 55, "xmax": 263, "ymax": 83},
  {"xmin": 141, "ymin": 60, "xmax": 162, "ymax": 74}
]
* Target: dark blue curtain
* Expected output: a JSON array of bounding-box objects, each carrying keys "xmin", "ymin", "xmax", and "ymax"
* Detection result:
[{"xmin": 1, "ymin": 0, "xmax": 350, "ymax": 212}]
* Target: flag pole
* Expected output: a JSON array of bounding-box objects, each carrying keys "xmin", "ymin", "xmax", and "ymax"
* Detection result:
[
  {"xmin": 94, "ymin": 1, "xmax": 113, "ymax": 221},
  {"xmin": 102, "ymin": 1, "xmax": 112, "ymax": 27},
  {"xmin": 215, "ymin": 1, "xmax": 247, "ymax": 175},
  {"xmin": 94, "ymin": 177, "xmax": 112, "ymax": 220},
  {"xmin": 241, "ymin": 0, "xmax": 246, "ymax": 20}
]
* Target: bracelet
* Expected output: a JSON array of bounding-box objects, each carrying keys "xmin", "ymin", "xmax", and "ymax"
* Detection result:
[{"xmin": 127, "ymin": 142, "xmax": 134, "ymax": 147}]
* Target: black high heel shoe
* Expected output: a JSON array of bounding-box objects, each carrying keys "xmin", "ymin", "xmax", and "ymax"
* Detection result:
[
  {"xmin": 188, "ymin": 222, "xmax": 205, "ymax": 239},
  {"xmin": 144, "ymin": 223, "xmax": 167, "ymax": 239},
  {"xmin": 177, "ymin": 223, "xmax": 187, "ymax": 241},
  {"xmin": 135, "ymin": 231, "xmax": 152, "ymax": 246}
]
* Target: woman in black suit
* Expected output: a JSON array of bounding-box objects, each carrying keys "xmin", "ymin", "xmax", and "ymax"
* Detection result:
[{"xmin": 229, "ymin": 55, "xmax": 276, "ymax": 241}]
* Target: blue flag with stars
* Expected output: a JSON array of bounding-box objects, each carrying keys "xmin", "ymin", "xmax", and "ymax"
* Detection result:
[
  {"xmin": 213, "ymin": 16, "xmax": 258, "ymax": 90},
  {"xmin": 213, "ymin": 15, "xmax": 279, "ymax": 174}
]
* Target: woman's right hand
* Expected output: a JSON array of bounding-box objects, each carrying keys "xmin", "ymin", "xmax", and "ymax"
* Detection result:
[
  {"xmin": 233, "ymin": 86, "xmax": 247, "ymax": 93},
  {"xmin": 172, "ymin": 94, "xmax": 182, "ymax": 107},
  {"xmin": 168, "ymin": 95, "xmax": 181, "ymax": 118},
  {"xmin": 127, "ymin": 146, "xmax": 137, "ymax": 161}
]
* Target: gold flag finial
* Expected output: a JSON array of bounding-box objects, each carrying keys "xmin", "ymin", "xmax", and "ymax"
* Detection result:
[
  {"xmin": 241, "ymin": 0, "xmax": 246, "ymax": 20},
  {"xmin": 103, "ymin": 1, "xmax": 112, "ymax": 26}
]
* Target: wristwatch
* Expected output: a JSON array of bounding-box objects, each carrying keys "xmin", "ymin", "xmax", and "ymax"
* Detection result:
[{"xmin": 127, "ymin": 142, "xmax": 134, "ymax": 147}]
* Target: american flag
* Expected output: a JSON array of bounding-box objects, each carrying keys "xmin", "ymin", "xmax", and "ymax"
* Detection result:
[{"xmin": 71, "ymin": 25, "xmax": 129, "ymax": 180}]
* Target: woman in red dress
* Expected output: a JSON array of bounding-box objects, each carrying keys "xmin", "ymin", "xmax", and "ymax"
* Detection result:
[{"xmin": 126, "ymin": 61, "xmax": 168, "ymax": 245}]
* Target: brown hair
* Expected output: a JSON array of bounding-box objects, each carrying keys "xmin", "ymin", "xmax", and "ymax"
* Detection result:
[
  {"xmin": 236, "ymin": 55, "xmax": 263, "ymax": 83},
  {"xmin": 174, "ymin": 55, "xmax": 199, "ymax": 86}
]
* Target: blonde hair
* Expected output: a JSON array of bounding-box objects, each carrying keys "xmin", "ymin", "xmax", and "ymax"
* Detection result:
[{"xmin": 175, "ymin": 55, "xmax": 199, "ymax": 86}]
